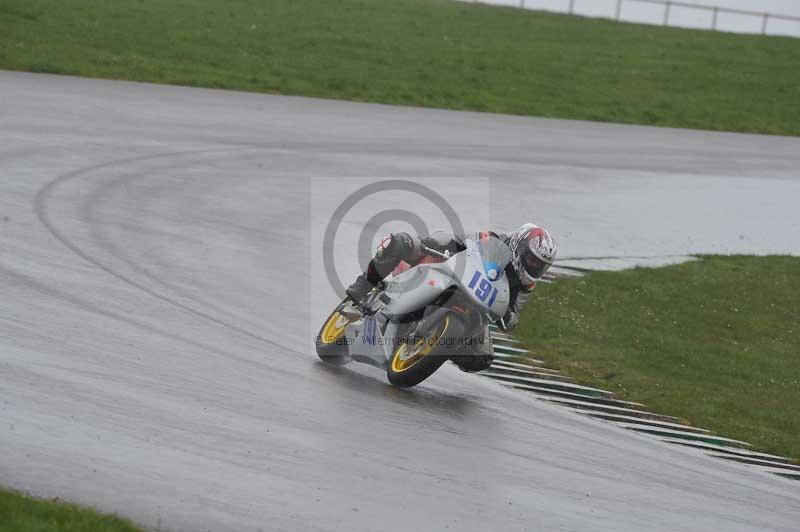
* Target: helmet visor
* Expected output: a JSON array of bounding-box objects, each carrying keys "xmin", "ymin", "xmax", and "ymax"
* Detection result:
[{"xmin": 521, "ymin": 248, "xmax": 550, "ymax": 279}]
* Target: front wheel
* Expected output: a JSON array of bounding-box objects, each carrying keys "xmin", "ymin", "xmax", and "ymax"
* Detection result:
[
  {"xmin": 316, "ymin": 301, "xmax": 356, "ymax": 365},
  {"xmin": 387, "ymin": 315, "xmax": 465, "ymax": 388}
]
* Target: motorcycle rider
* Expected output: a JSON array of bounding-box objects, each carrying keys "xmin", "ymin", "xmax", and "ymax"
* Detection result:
[{"xmin": 345, "ymin": 224, "xmax": 557, "ymax": 372}]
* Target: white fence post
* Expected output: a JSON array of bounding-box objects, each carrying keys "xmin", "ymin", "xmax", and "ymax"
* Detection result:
[{"xmin": 504, "ymin": 0, "xmax": 796, "ymax": 38}]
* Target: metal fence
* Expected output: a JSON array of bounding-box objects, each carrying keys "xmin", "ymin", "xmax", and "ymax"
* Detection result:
[{"xmin": 485, "ymin": 0, "xmax": 800, "ymax": 36}]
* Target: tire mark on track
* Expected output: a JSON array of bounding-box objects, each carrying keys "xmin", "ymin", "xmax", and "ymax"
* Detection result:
[
  {"xmin": 82, "ymin": 155, "xmax": 241, "ymax": 324},
  {"xmin": 33, "ymin": 148, "xmax": 305, "ymax": 357},
  {"xmin": 0, "ymin": 263, "xmax": 295, "ymax": 375}
]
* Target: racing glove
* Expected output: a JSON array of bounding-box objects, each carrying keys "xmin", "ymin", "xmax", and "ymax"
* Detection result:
[
  {"xmin": 498, "ymin": 310, "xmax": 519, "ymax": 332},
  {"xmin": 498, "ymin": 288, "xmax": 531, "ymax": 332}
]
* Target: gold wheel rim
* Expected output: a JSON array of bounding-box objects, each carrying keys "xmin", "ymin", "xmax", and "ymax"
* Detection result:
[
  {"xmin": 391, "ymin": 316, "xmax": 450, "ymax": 373},
  {"xmin": 320, "ymin": 311, "xmax": 350, "ymax": 344}
]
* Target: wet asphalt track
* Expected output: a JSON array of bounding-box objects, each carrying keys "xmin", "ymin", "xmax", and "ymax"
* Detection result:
[{"xmin": 1, "ymin": 71, "xmax": 800, "ymax": 531}]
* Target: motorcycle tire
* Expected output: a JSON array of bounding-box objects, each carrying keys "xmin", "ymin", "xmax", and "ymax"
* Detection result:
[
  {"xmin": 315, "ymin": 300, "xmax": 354, "ymax": 365},
  {"xmin": 386, "ymin": 314, "xmax": 465, "ymax": 388}
]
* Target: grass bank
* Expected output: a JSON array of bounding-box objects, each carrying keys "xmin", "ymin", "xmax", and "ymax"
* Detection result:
[
  {"xmin": 517, "ymin": 256, "xmax": 800, "ymax": 460},
  {"xmin": 0, "ymin": 487, "xmax": 143, "ymax": 532},
  {"xmin": 1, "ymin": 0, "xmax": 799, "ymax": 135}
]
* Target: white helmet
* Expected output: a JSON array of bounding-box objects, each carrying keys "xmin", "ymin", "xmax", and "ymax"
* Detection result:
[{"xmin": 509, "ymin": 223, "xmax": 557, "ymax": 288}]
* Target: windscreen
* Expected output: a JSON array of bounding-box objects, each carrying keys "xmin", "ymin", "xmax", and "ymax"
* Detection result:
[{"xmin": 474, "ymin": 236, "xmax": 512, "ymax": 281}]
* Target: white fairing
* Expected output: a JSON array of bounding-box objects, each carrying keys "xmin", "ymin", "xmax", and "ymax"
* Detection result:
[{"xmin": 382, "ymin": 239, "xmax": 511, "ymax": 320}]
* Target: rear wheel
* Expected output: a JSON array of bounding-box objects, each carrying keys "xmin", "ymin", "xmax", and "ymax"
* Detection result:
[
  {"xmin": 387, "ymin": 315, "xmax": 464, "ymax": 388},
  {"xmin": 316, "ymin": 301, "xmax": 355, "ymax": 365}
]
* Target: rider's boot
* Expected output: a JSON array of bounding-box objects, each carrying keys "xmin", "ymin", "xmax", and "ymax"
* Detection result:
[
  {"xmin": 346, "ymin": 239, "xmax": 405, "ymax": 304},
  {"xmin": 345, "ymin": 272, "xmax": 376, "ymax": 304},
  {"xmin": 346, "ymin": 259, "xmax": 389, "ymax": 304}
]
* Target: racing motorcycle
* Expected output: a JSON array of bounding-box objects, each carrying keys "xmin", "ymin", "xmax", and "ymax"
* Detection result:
[{"xmin": 315, "ymin": 236, "xmax": 512, "ymax": 387}]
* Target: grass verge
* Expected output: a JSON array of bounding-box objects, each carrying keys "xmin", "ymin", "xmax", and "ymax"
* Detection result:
[
  {"xmin": 517, "ymin": 256, "xmax": 800, "ymax": 460},
  {"xmin": 0, "ymin": 487, "xmax": 143, "ymax": 532},
  {"xmin": 1, "ymin": 0, "xmax": 799, "ymax": 135}
]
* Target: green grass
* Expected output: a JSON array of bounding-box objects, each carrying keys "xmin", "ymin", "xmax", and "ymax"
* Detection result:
[
  {"xmin": 1, "ymin": 0, "xmax": 799, "ymax": 135},
  {"xmin": 517, "ymin": 256, "xmax": 800, "ymax": 460},
  {"xmin": 0, "ymin": 487, "xmax": 143, "ymax": 532}
]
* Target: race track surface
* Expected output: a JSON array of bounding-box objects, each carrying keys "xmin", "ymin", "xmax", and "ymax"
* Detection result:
[{"xmin": 1, "ymin": 71, "xmax": 799, "ymax": 532}]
